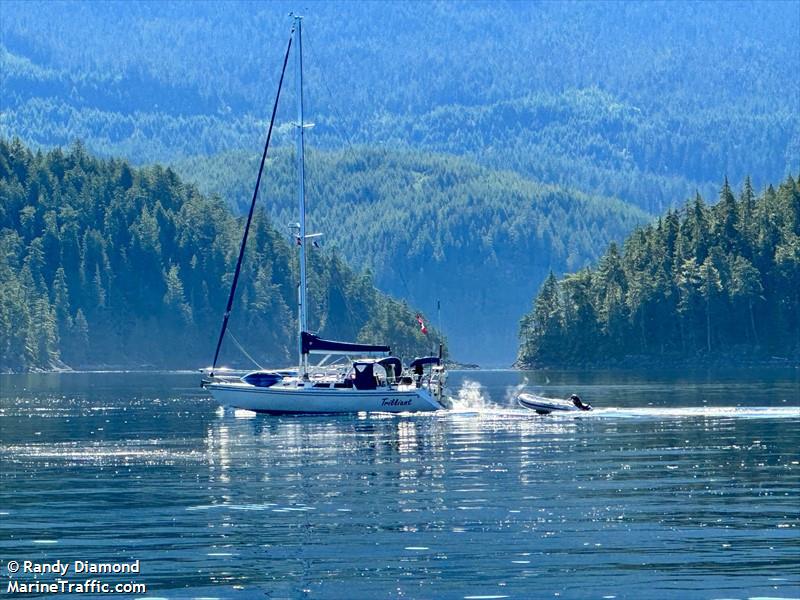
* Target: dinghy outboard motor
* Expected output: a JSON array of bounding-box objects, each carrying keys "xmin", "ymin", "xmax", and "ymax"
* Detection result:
[{"xmin": 570, "ymin": 394, "xmax": 592, "ymax": 411}]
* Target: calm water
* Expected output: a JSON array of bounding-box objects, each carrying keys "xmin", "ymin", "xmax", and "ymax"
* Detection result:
[{"xmin": 1, "ymin": 369, "xmax": 798, "ymax": 599}]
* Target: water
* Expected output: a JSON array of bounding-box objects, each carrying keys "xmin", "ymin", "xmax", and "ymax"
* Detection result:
[{"xmin": 1, "ymin": 369, "xmax": 798, "ymax": 599}]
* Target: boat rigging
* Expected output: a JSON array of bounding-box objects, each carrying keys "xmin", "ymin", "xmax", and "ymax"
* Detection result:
[{"xmin": 202, "ymin": 16, "xmax": 447, "ymax": 413}]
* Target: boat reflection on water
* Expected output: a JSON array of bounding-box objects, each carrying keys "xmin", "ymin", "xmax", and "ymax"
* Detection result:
[{"xmin": 3, "ymin": 370, "xmax": 798, "ymax": 597}]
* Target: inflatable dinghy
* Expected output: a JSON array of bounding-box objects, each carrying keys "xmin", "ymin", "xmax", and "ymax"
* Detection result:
[{"xmin": 517, "ymin": 393, "xmax": 592, "ymax": 414}]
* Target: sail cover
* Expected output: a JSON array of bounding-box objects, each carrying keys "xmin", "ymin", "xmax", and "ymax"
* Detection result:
[{"xmin": 301, "ymin": 332, "xmax": 390, "ymax": 355}]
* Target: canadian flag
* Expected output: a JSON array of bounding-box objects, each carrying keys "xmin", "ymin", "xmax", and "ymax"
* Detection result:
[{"xmin": 416, "ymin": 314, "xmax": 428, "ymax": 335}]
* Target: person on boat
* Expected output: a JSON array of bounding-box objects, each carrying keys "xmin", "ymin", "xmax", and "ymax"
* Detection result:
[
  {"xmin": 570, "ymin": 394, "xmax": 591, "ymax": 411},
  {"xmin": 413, "ymin": 361, "xmax": 424, "ymax": 388}
]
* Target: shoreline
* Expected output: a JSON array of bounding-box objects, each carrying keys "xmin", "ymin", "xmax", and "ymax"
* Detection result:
[
  {"xmin": 3, "ymin": 360, "xmax": 799, "ymax": 376},
  {"xmin": 515, "ymin": 355, "xmax": 799, "ymax": 371}
]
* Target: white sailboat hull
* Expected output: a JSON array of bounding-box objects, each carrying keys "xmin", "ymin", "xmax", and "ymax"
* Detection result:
[{"xmin": 207, "ymin": 382, "xmax": 443, "ymax": 413}]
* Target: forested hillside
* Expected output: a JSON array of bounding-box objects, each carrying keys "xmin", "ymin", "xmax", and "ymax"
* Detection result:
[
  {"xmin": 3, "ymin": 1, "xmax": 797, "ymax": 365},
  {"xmin": 173, "ymin": 147, "xmax": 649, "ymax": 362},
  {"xmin": 517, "ymin": 176, "xmax": 800, "ymax": 367},
  {"xmin": 2, "ymin": 1, "xmax": 797, "ymax": 210},
  {"xmin": 0, "ymin": 139, "xmax": 441, "ymax": 372}
]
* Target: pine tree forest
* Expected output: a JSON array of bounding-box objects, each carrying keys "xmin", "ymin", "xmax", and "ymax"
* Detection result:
[
  {"xmin": 518, "ymin": 176, "xmax": 800, "ymax": 367},
  {"xmin": 0, "ymin": 138, "xmax": 442, "ymax": 371}
]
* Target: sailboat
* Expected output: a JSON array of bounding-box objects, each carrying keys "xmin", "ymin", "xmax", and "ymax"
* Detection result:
[{"xmin": 202, "ymin": 16, "xmax": 447, "ymax": 414}]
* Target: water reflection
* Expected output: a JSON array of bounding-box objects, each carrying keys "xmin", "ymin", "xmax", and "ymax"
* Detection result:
[{"xmin": 0, "ymin": 371, "xmax": 798, "ymax": 598}]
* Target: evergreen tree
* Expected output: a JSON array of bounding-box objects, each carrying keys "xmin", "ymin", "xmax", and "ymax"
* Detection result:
[
  {"xmin": 518, "ymin": 272, "xmax": 563, "ymax": 366},
  {"xmin": 518, "ymin": 176, "xmax": 800, "ymax": 366},
  {"xmin": 0, "ymin": 139, "xmax": 442, "ymax": 371},
  {"xmin": 698, "ymin": 253, "xmax": 723, "ymax": 353},
  {"xmin": 729, "ymin": 256, "xmax": 762, "ymax": 345}
]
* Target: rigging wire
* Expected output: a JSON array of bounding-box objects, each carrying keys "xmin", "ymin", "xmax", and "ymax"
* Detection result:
[
  {"xmin": 289, "ymin": 31, "xmax": 368, "ymax": 338},
  {"xmin": 277, "ymin": 25, "xmax": 435, "ymax": 357},
  {"xmin": 210, "ymin": 27, "xmax": 294, "ymax": 377},
  {"xmin": 312, "ymin": 34, "xmax": 447, "ymax": 338},
  {"xmin": 228, "ymin": 329, "xmax": 265, "ymax": 371},
  {"xmin": 302, "ymin": 32, "xmax": 360, "ymax": 156}
]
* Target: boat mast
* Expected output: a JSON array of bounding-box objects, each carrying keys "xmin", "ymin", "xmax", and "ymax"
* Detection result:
[{"xmin": 293, "ymin": 15, "xmax": 309, "ymax": 378}]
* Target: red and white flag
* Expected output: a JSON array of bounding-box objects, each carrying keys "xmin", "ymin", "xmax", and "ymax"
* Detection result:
[{"xmin": 416, "ymin": 314, "xmax": 428, "ymax": 335}]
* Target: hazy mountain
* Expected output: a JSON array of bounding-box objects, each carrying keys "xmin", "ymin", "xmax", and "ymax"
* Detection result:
[
  {"xmin": 173, "ymin": 147, "xmax": 648, "ymax": 364},
  {"xmin": 0, "ymin": 139, "xmax": 442, "ymax": 371},
  {"xmin": 2, "ymin": 0, "xmax": 796, "ymax": 364},
  {"xmin": 2, "ymin": 1, "xmax": 797, "ymax": 209}
]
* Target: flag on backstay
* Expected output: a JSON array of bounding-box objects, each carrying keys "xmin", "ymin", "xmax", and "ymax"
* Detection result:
[{"xmin": 416, "ymin": 314, "xmax": 428, "ymax": 335}]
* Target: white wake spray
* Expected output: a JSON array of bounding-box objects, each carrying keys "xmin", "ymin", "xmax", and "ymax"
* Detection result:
[
  {"xmin": 505, "ymin": 376, "xmax": 529, "ymax": 407},
  {"xmin": 449, "ymin": 379, "xmax": 495, "ymax": 411}
]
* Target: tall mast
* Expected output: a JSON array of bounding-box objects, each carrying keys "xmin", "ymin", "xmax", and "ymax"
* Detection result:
[{"xmin": 293, "ymin": 15, "xmax": 308, "ymax": 377}]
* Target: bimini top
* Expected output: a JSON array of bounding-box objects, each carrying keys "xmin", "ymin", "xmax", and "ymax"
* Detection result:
[{"xmin": 301, "ymin": 331, "xmax": 390, "ymax": 356}]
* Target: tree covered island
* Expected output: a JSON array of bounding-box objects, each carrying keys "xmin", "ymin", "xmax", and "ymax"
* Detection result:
[{"xmin": 518, "ymin": 176, "xmax": 800, "ymax": 367}]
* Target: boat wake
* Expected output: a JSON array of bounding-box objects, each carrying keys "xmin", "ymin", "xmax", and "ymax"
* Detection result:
[
  {"xmin": 439, "ymin": 403, "xmax": 798, "ymax": 422},
  {"xmin": 218, "ymin": 380, "xmax": 798, "ymax": 421},
  {"xmin": 447, "ymin": 380, "xmax": 497, "ymax": 412},
  {"xmin": 503, "ymin": 387, "xmax": 799, "ymax": 420},
  {"xmin": 586, "ymin": 406, "xmax": 800, "ymax": 420}
]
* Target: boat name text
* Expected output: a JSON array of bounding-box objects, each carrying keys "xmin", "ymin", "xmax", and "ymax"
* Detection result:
[{"xmin": 381, "ymin": 397, "xmax": 412, "ymax": 407}]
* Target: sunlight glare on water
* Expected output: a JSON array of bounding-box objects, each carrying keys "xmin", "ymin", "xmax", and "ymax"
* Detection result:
[{"xmin": 0, "ymin": 369, "xmax": 798, "ymax": 599}]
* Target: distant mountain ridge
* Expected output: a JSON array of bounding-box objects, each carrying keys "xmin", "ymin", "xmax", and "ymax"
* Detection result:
[
  {"xmin": 377, "ymin": 89, "xmax": 798, "ymax": 214},
  {"xmin": 2, "ymin": 1, "xmax": 797, "ymax": 210},
  {"xmin": 173, "ymin": 147, "xmax": 649, "ymax": 364},
  {"xmin": 3, "ymin": 1, "xmax": 797, "ymax": 363}
]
